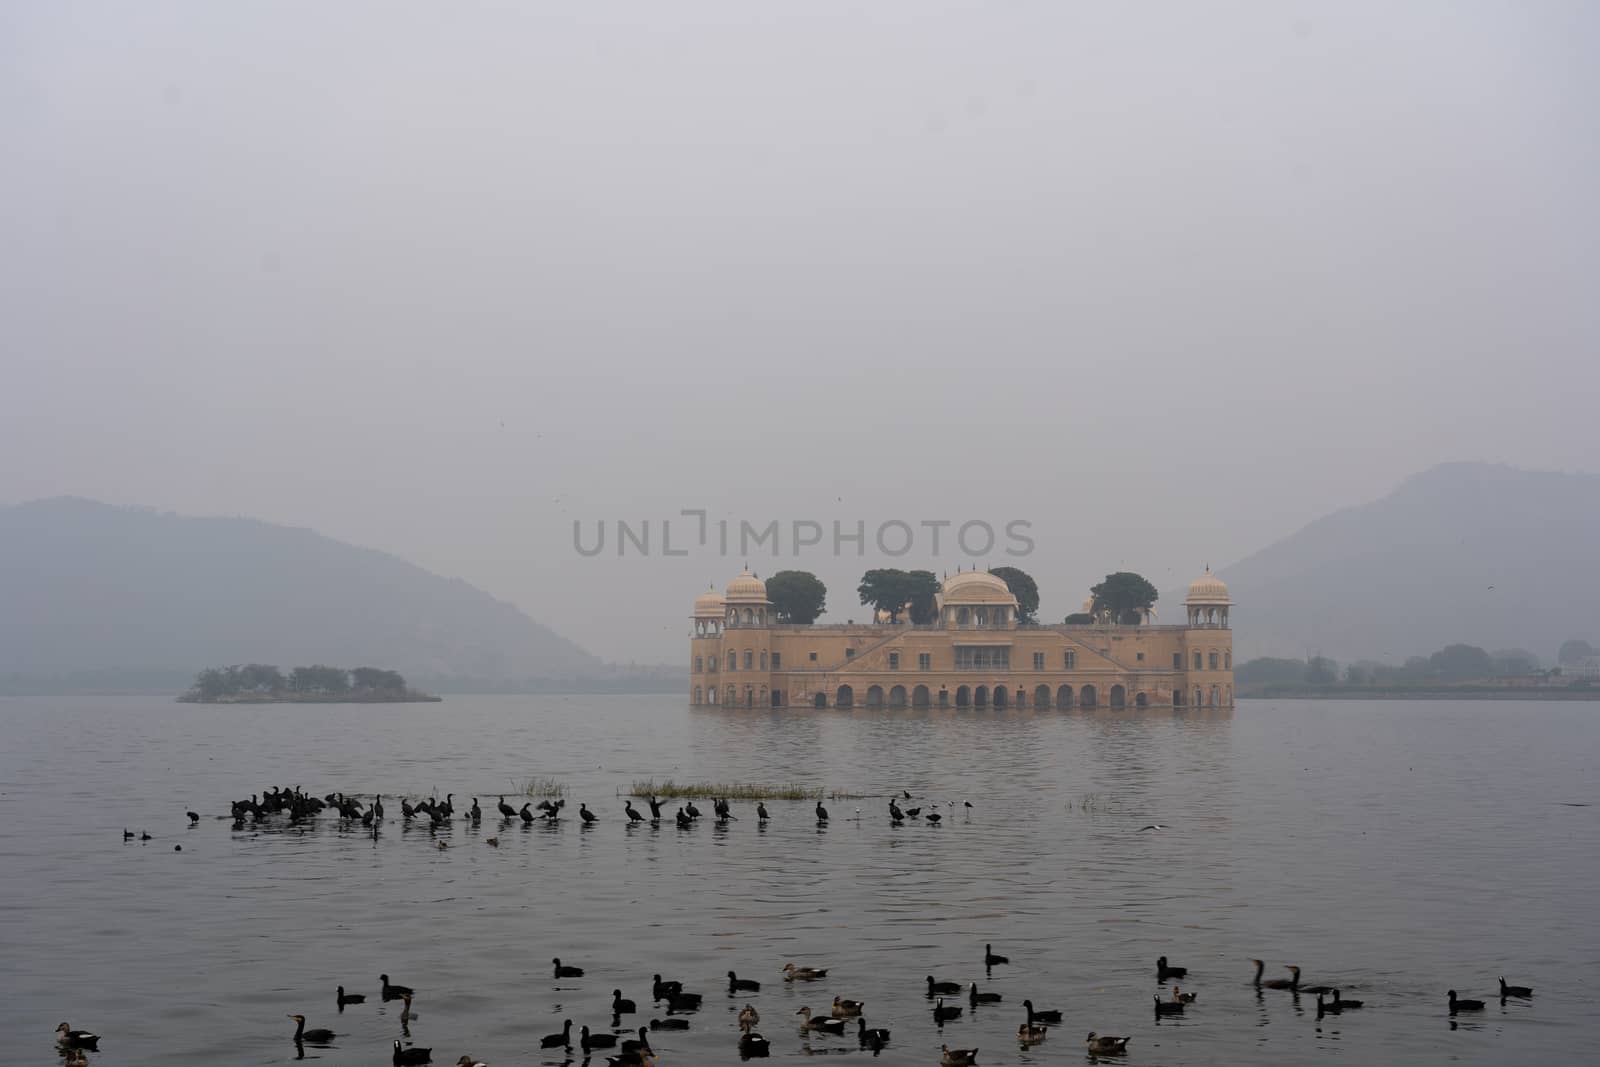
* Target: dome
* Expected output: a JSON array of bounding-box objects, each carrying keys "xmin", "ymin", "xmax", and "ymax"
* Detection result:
[
  {"xmin": 692, "ymin": 587, "xmax": 725, "ymax": 616},
  {"xmin": 1185, "ymin": 568, "xmax": 1231, "ymax": 604},
  {"xmin": 724, "ymin": 567, "xmax": 769, "ymax": 602},
  {"xmin": 940, "ymin": 569, "xmax": 1018, "ymax": 605}
]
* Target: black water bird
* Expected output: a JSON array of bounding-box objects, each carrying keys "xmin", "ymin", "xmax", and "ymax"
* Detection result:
[
  {"xmin": 1315, "ymin": 992, "xmax": 1339, "ymax": 1019},
  {"xmin": 380, "ymin": 975, "xmax": 414, "ymax": 1000},
  {"xmin": 756, "ymin": 802, "xmax": 769, "ymax": 821},
  {"xmin": 647, "ymin": 795, "xmax": 664, "ymax": 819},
  {"xmin": 580, "ymin": 803, "xmax": 597, "ymax": 825},
  {"xmin": 1448, "ymin": 990, "xmax": 1485, "ymax": 1012},
  {"xmin": 553, "ymin": 958, "xmax": 584, "ymax": 978},
  {"xmin": 288, "ymin": 1015, "xmax": 335, "ymax": 1043},
  {"xmin": 1252, "ymin": 960, "xmax": 1295, "ymax": 990},
  {"xmin": 928, "ymin": 976, "xmax": 962, "ymax": 996},
  {"xmin": 622, "ymin": 1026, "xmax": 653, "ymax": 1052},
  {"xmin": 857, "ymin": 1017, "xmax": 890, "ymax": 1047},
  {"xmin": 676, "ymin": 807, "xmax": 693, "ymax": 828},
  {"xmin": 933, "ymin": 997, "xmax": 963, "ymax": 1022},
  {"xmin": 1500, "ymin": 977, "xmax": 1533, "ymax": 998},
  {"xmin": 926, "ymin": 812, "xmax": 942, "ymax": 824},
  {"xmin": 497, "ymin": 796, "xmax": 516, "ymax": 819},
  {"xmin": 796, "ymin": 1007, "xmax": 845, "ymax": 1034},
  {"xmin": 889, "ymin": 800, "xmax": 904, "ymax": 820},
  {"xmin": 140, "ymin": 831, "xmax": 152, "ymax": 841},
  {"xmin": 940, "ymin": 1045, "xmax": 979, "ymax": 1067},
  {"xmin": 1156, "ymin": 956, "xmax": 1187, "ymax": 982},
  {"xmin": 729, "ymin": 970, "xmax": 761, "ymax": 993},
  {"xmin": 905, "ymin": 806, "xmax": 922, "ymax": 818},
  {"xmin": 336, "ymin": 986, "xmax": 365, "ymax": 1007},
  {"xmin": 1023, "ymin": 1000, "xmax": 1062, "ymax": 1024},
  {"xmin": 613, "ymin": 989, "xmax": 637, "ymax": 1014},
  {"xmin": 55, "ymin": 1023, "xmax": 99, "ymax": 1050},
  {"xmin": 684, "ymin": 800, "xmax": 702, "ymax": 819},
  {"xmin": 1331, "ymin": 989, "xmax": 1363, "ymax": 1010},
  {"xmin": 740, "ymin": 1030, "xmax": 771, "ymax": 1057},
  {"xmin": 815, "ymin": 801, "xmax": 829, "ymax": 822},
  {"xmin": 468, "ymin": 798, "xmax": 482, "ymax": 823},
  {"xmin": 650, "ymin": 1017, "xmax": 690, "ymax": 1030},
  {"xmin": 625, "ymin": 801, "xmax": 646, "ymax": 823},
  {"xmin": 393, "ymin": 1040, "xmax": 433, "ymax": 1065},
  {"xmin": 984, "ymin": 944, "xmax": 1009, "ymax": 966},
  {"xmin": 1153, "ymin": 994, "xmax": 1184, "ymax": 1017},
  {"xmin": 903, "ymin": 790, "xmax": 912, "ymax": 799},
  {"xmin": 969, "ymin": 982, "xmax": 1001, "ymax": 1005},
  {"xmin": 652, "ymin": 975, "xmax": 683, "ymax": 1000},
  {"xmin": 666, "ymin": 989, "xmax": 703, "ymax": 1011},
  {"xmin": 187, "ymin": 810, "xmax": 200, "ymax": 824},
  {"xmin": 518, "ymin": 803, "xmax": 534, "ymax": 824},
  {"xmin": 540, "ymin": 1019, "xmax": 573, "ymax": 1049},
  {"xmin": 582, "ymin": 1025, "xmax": 619, "ymax": 1051},
  {"xmin": 123, "ymin": 830, "xmax": 134, "ymax": 840}
]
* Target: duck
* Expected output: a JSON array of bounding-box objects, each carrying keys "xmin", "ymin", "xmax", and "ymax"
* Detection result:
[
  {"xmin": 831, "ymin": 995, "xmax": 864, "ymax": 1017},
  {"xmin": 622, "ymin": 1027, "xmax": 653, "ymax": 1053},
  {"xmin": 393, "ymin": 1041, "xmax": 433, "ymax": 1065},
  {"xmin": 783, "ymin": 963, "xmax": 828, "ymax": 981},
  {"xmin": 856, "ymin": 1017, "xmax": 890, "ymax": 1046},
  {"xmin": 337, "ymin": 985, "xmax": 365, "ymax": 1007},
  {"xmin": 380, "ymin": 974, "xmax": 414, "ymax": 1000},
  {"xmin": 122, "ymin": 830, "xmax": 134, "ymax": 840},
  {"xmin": 1251, "ymin": 960, "xmax": 1295, "ymax": 990},
  {"xmin": 795, "ymin": 1007, "xmax": 846, "ymax": 1034},
  {"xmin": 1500, "ymin": 977, "xmax": 1533, "ymax": 998},
  {"xmin": 1448, "ymin": 990, "xmax": 1486, "ymax": 1012},
  {"xmin": 286, "ymin": 1017, "xmax": 332, "ymax": 1043},
  {"xmin": 1171, "ymin": 986, "xmax": 1197, "ymax": 1004},
  {"xmin": 649, "ymin": 1017, "xmax": 690, "ymax": 1030},
  {"xmin": 582, "ymin": 1026, "xmax": 619, "ymax": 1051},
  {"xmin": 739, "ymin": 1030, "xmax": 771, "ymax": 1057},
  {"xmin": 540, "ymin": 1019, "xmax": 573, "ymax": 1049},
  {"xmin": 738, "ymin": 1005, "xmax": 760, "ymax": 1031},
  {"xmin": 1156, "ymin": 956, "xmax": 1187, "ymax": 982},
  {"xmin": 984, "ymin": 944, "xmax": 1008, "ymax": 966},
  {"xmin": 187, "ymin": 810, "xmax": 200, "ymax": 824},
  {"xmin": 928, "ymin": 976, "xmax": 963, "ymax": 996},
  {"xmin": 1023, "ymin": 999, "xmax": 1063, "ymax": 1024},
  {"xmin": 969, "ymin": 982, "xmax": 1002, "ymax": 1005},
  {"xmin": 1017, "ymin": 1021, "xmax": 1049, "ymax": 1044},
  {"xmin": 651, "ymin": 975, "xmax": 683, "ymax": 1000},
  {"xmin": 56, "ymin": 1023, "xmax": 100, "ymax": 1049},
  {"xmin": 612, "ymin": 990, "xmax": 638, "ymax": 1014},
  {"xmin": 926, "ymin": 812, "xmax": 943, "ymax": 824},
  {"xmin": 665, "ymin": 989, "xmax": 703, "ymax": 1011},
  {"xmin": 940, "ymin": 1045, "xmax": 979, "ymax": 1067},
  {"xmin": 1153, "ymin": 994, "xmax": 1184, "ymax": 1017},
  {"xmin": 1331, "ymin": 989, "xmax": 1363, "ymax": 1010},
  {"xmin": 728, "ymin": 970, "xmax": 761, "ymax": 993},
  {"xmin": 455, "ymin": 1058, "xmax": 488, "ymax": 1067},
  {"xmin": 933, "ymin": 996, "xmax": 963, "ymax": 1022},
  {"xmin": 1084, "ymin": 1032, "xmax": 1131, "ymax": 1054},
  {"xmin": 553, "ymin": 957, "xmax": 584, "ymax": 978},
  {"xmin": 63, "ymin": 1050, "xmax": 89, "ymax": 1067},
  {"xmin": 485, "ymin": 836, "xmax": 498, "ymax": 848},
  {"xmin": 606, "ymin": 1052, "xmax": 654, "ymax": 1067}
]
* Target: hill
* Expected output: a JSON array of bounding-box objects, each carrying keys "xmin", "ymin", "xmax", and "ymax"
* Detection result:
[
  {"xmin": 0, "ymin": 498, "xmax": 605, "ymax": 687},
  {"xmin": 1183, "ymin": 463, "xmax": 1600, "ymax": 665}
]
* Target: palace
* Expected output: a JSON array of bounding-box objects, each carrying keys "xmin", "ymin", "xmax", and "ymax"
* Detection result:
[{"xmin": 689, "ymin": 567, "xmax": 1234, "ymax": 710}]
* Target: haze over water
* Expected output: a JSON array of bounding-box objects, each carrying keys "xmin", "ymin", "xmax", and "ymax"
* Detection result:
[{"xmin": 1, "ymin": 695, "xmax": 1593, "ymax": 1065}]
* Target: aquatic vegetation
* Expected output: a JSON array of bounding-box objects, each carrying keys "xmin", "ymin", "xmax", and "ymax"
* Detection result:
[
  {"xmin": 628, "ymin": 779, "xmax": 860, "ymax": 801},
  {"xmin": 514, "ymin": 776, "xmax": 566, "ymax": 797}
]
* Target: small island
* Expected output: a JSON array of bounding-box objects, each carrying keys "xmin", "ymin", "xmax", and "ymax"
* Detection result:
[{"xmin": 178, "ymin": 663, "xmax": 441, "ymax": 703}]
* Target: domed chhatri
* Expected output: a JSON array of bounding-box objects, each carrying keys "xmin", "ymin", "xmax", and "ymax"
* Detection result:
[
  {"xmin": 725, "ymin": 567, "xmax": 769, "ymax": 602},
  {"xmin": 1185, "ymin": 567, "xmax": 1232, "ymax": 627},
  {"xmin": 938, "ymin": 569, "xmax": 1017, "ymax": 606}
]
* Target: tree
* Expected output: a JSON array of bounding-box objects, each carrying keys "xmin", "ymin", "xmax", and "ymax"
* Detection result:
[
  {"xmin": 1490, "ymin": 649, "xmax": 1540, "ymax": 676},
  {"xmin": 766, "ymin": 570, "xmax": 827, "ymax": 624},
  {"xmin": 1429, "ymin": 643, "xmax": 1491, "ymax": 681},
  {"xmin": 1089, "ymin": 572, "xmax": 1158, "ymax": 623},
  {"xmin": 1305, "ymin": 656, "xmax": 1339, "ymax": 685},
  {"xmin": 1063, "ymin": 612, "xmax": 1095, "ymax": 625},
  {"xmin": 1558, "ymin": 639, "xmax": 1596, "ymax": 665},
  {"xmin": 905, "ymin": 570, "xmax": 940, "ymax": 624},
  {"xmin": 990, "ymin": 566, "xmax": 1039, "ymax": 624},
  {"xmin": 1345, "ymin": 664, "xmax": 1369, "ymax": 686},
  {"xmin": 352, "ymin": 667, "xmax": 406, "ymax": 691},
  {"xmin": 858, "ymin": 569, "xmax": 910, "ymax": 622},
  {"xmin": 1234, "ymin": 657, "xmax": 1309, "ymax": 685}
]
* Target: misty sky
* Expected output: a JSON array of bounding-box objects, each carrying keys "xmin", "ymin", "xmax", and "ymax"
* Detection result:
[{"xmin": 4, "ymin": 2, "xmax": 1597, "ymax": 663}]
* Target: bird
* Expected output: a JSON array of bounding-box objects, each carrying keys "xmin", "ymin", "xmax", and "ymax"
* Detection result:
[
  {"xmin": 1500, "ymin": 977, "xmax": 1533, "ymax": 998},
  {"xmin": 187, "ymin": 810, "xmax": 200, "ymax": 824},
  {"xmin": 1448, "ymin": 990, "xmax": 1486, "ymax": 1012},
  {"xmin": 393, "ymin": 1040, "xmax": 433, "ymax": 1065},
  {"xmin": 1085, "ymin": 1032, "xmax": 1131, "ymax": 1054},
  {"xmin": 984, "ymin": 944, "xmax": 1009, "ymax": 966},
  {"xmin": 497, "ymin": 796, "xmax": 516, "ymax": 819},
  {"xmin": 1252, "ymin": 960, "xmax": 1296, "ymax": 990},
  {"xmin": 651, "ymin": 975, "xmax": 683, "ymax": 1000},
  {"xmin": 649, "ymin": 1017, "xmax": 690, "ymax": 1030},
  {"xmin": 903, "ymin": 789, "xmax": 913, "ymax": 799},
  {"xmin": 676, "ymin": 808, "xmax": 693, "ymax": 828},
  {"xmin": 928, "ymin": 975, "xmax": 963, "ymax": 996},
  {"xmin": 485, "ymin": 836, "xmax": 498, "ymax": 848},
  {"xmin": 904, "ymin": 806, "xmax": 922, "ymax": 818},
  {"xmin": 831, "ymin": 995, "xmax": 864, "ymax": 1017},
  {"xmin": 580, "ymin": 803, "xmax": 597, "ymax": 825},
  {"xmin": 728, "ymin": 971, "xmax": 761, "ymax": 993},
  {"xmin": 606, "ymin": 1051, "xmax": 654, "ymax": 1067},
  {"xmin": 933, "ymin": 997, "xmax": 964, "ymax": 1022},
  {"xmin": 455, "ymin": 1058, "xmax": 488, "ymax": 1067},
  {"xmin": 739, "ymin": 1030, "xmax": 771, "ymax": 1057},
  {"xmin": 815, "ymin": 801, "xmax": 829, "ymax": 822},
  {"xmin": 288, "ymin": 1015, "xmax": 335, "ymax": 1043},
  {"xmin": 122, "ymin": 830, "xmax": 134, "ymax": 840},
  {"xmin": 1284, "ymin": 965, "xmax": 1331, "ymax": 995},
  {"xmin": 665, "ymin": 989, "xmax": 703, "ymax": 1011},
  {"xmin": 613, "ymin": 989, "xmax": 638, "ymax": 1014},
  {"xmin": 582, "ymin": 1026, "xmax": 620, "ymax": 1051},
  {"xmin": 756, "ymin": 802, "xmax": 769, "ymax": 821},
  {"xmin": 1314, "ymin": 993, "xmax": 1340, "ymax": 1018},
  {"xmin": 970, "ymin": 982, "xmax": 1002, "ymax": 1005},
  {"xmin": 55, "ymin": 1023, "xmax": 100, "ymax": 1049},
  {"xmin": 738, "ymin": 1004, "xmax": 760, "ymax": 1031},
  {"xmin": 381, "ymin": 974, "xmax": 414, "ymax": 1000},
  {"xmin": 1331, "ymin": 989, "xmax": 1363, "ymax": 1010},
  {"xmin": 553, "ymin": 957, "xmax": 584, "ymax": 978},
  {"xmin": 1153, "ymin": 994, "xmax": 1185, "ymax": 1016},
  {"xmin": 856, "ymin": 1017, "xmax": 890, "ymax": 1046},
  {"xmin": 684, "ymin": 801, "xmax": 702, "ymax": 819},
  {"xmin": 540, "ymin": 1019, "xmax": 573, "ymax": 1048},
  {"xmin": 1172, "ymin": 986, "xmax": 1197, "ymax": 1004},
  {"xmin": 783, "ymin": 963, "xmax": 828, "ymax": 981},
  {"xmin": 63, "ymin": 1050, "xmax": 89, "ymax": 1067},
  {"xmin": 337, "ymin": 985, "xmax": 365, "ymax": 1007},
  {"xmin": 622, "ymin": 1026, "xmax": 654, "ymax": 1052},
  {"xmin": 926, "ymin": 812, "xmax": 943, "ymax": 824},
  {"xmin": 625, "ymin": 801, "xmax": 646, "ymax": 823},
  {"xmin": 140, "ymin": 831, "xmax": 152, "ymax": 841},
  {"xmin": 1156, "ymin": 956, "xmax": 1187, "ymax": 981},
  {"xmin": 1023, "ymin": 999, "xmax": 1063, "ymax": 1024},
  {"xmin": 1136, "ymin": 824, "xmax": 1166, "ymax": 832},
  {"xmin": 1017, "ymin": 1021, "xmax": 1049, "ymax": 1044},
  {"xmin": 940, "ymin": 1045, "xmax": 979, "ymax": 1066},
  {"xmin": 795, "ymin": 1007, "xmax": 845, "ymax": 1034},
  {"xmin": 435, "ymin": 840, "xmax": 448, "ymax": 850}
]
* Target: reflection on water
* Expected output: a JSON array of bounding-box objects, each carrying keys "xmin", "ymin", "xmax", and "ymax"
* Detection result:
[{"xmin": 0, "ymin": 695, "xmax": 1592, "ymax": 1067}]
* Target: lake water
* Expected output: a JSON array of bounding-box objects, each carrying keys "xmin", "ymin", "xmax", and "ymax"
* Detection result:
[{"xmin": 1, "ymin": 695, "xmax": 1594, "ymax": 1066}]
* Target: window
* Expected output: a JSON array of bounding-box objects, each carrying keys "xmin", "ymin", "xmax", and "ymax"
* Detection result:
[
  {"xmin": 1033, "ymin": 651, "xmax": 1045, "ymax": 670},
  {"xmin": 743, "ymin": 650, "xmax": 753, "ymax": 670},
  {"xmin": 1224, "ymin": 651, "xmax": 1231, "ymax": 669},
  {"xmin": 918, "ymin": 652, "xmax": 931, "ymax": 670},
  {"xmin": 955, "ymin": 646, "xmax": 1011, "ymax": 669},
  {"xmin": 760, "ymin": 650, "xmax": 768, "ymax": 669},
  {"xmin": 727, "ymin": 650, "xmax": 736, "ymax": 671},
  {"xmin": 1194, "ymin": 651, "xmax": 1203, "ymax": 670},
  {"xmin": 1136, "ymin": 651, "xmax": 1145, "ymax": 662},
  {"xmin": 845, "ymin": 647, "xmax": 855, "ymax": 659},
  {"xmin": 771, "ymin": 652, "xmax": 781, "ymax": 670},
  {"xmin": 888, "ymin": 652, "xmax": 900, "ymax": 670},
  {"xmin": 1173, "ymin": 652, "xmax": 1182, "ymax": 670},
  {"xmin": 808, "ymin": 650, "xmax": 817, "ymax": 662},
  {"xmin": 694, "ymin": 656, "xmax": 703, "ymax": 673},
  {"xmin": 1063, "ymin": 650, "xmax": 1077, "ymax": 670},
  {"xmin": 1209, "ymin": 651, "xmax": 1219, "ymax": 670}
]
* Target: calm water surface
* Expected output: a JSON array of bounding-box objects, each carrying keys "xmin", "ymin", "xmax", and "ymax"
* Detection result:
[{"xmin": 1, "ymin": 695, "xmax": 1595, "ymax": 1065}]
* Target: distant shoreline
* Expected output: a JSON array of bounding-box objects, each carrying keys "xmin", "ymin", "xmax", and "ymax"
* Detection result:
[
  {"xmin": 1242, "ymin": 687, "xmax": 1599, "ymax": 702},
  {"xmin": 176, "ymin": 691, "xmax": 442, "ymax": 704}
]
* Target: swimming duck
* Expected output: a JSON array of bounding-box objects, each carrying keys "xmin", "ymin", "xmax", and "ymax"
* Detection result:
[
  {"xmin": 651, "ymin": 975, "xmax": 683, "ymax": 1000},
  {"xmin": 1331, "ymin": 989, "xmax": 1363, "ymax": 1010},
  {"xmin": 739, "ymin": 1030, "xmax": 771, "ymax": 1057},
  {"xmin": 933, "ymin": 997, "xmax": 963, "ymax": 1022},
  {"xmin": 1084, "ymin": 1032, "xmax": 1130, "ymax": 1054},
  {"xmin": 613, "ymin": 990, "xmax": 638, "ymax": 1014},
  {"xmin": 63, "ymin": 1050, "xmax": 89, "ymax": 1067},
  {"xmin": 1251, "ymin": 960, "xmax": 1296, "ymax": 990},
  {"xmin": 738, "ymin": 1005, "xmax": 760, "ymax": 1032},
  {"xmin": 1023, "ymin": 999, "xmax": 1063, "ymax": 1024},
  {"xmin": 485, "ymin": 836, "xmax": 498, "ymax": 847},
  {"xmin": 56, "ymin": 1023, "xmax": 100, "ymax": 1049},
  {"xmin": 795, "ymin": 1007, "xmax": 846, "ymax": 1034},
  {"xmin": 288, "ymin": 1015, "xmax": 335, "ymax": 1043},
  {"xmin": 337, "ymin": 985, "xmax": 365, "ymax": 1007},
  {"xmin": 665, "ymin": 989, "xmax": 702, "ymax": 1011},
  {"xmin": 783, "ymin": 963, "xmax": 828, "ymax": 981},
  {"xmin": 1172, "ymin": 986, "xmax": 1197, "ymax": 1004},
  {"xmin": 622, "ymin": 1027, "xmax": 653, "ymax": 1053},
  {"xmin": 1500, "ymin": 977, "xmax": 1533, "ymax": 998},
  {"xmin": 728, "ymin": 970, "xmax": 761, "ymax": 992},
  {"xmin": 582, "ymin": 1026, "xmax": 619, "ymax": 1051},
  {"xmin": 926, "ymin": 812, "xmax": 943, "ymax": 824},
  {"xmin": 455, "ymin": 1058, "xmax": 488, "ymax": 1067},
  {"xmin": 1448, "ymin": 990, "xmax": 1485, "ymax": 1012},
  {"xmin": 1156, "ymin": 956, "xmax": 1187, "ymax": 981},
  {"xmin": 940, "ymin": 1045, "xmax": 979, "ymax": 1066},
  {"xmin": 540, "ymin": 1019, "xmax": 573, "ymax": 1049},
  {"xmin": 969, "ymin": 982, "xmax": 1001, "ymax": 1005},
  {"xmin": 187, "ymin": 810, "xmax": 200, "ymax": 824},
  {"xmin": 1153, "ymin": 994, "xmax": 1184, "ymax": 1017},
  {"xmin": 928, "ymin": 976, "xmax": 962, "ymax": 996},
  {"xmin": 380, "ymin": 974, "xmax": 414, "ymax": 999},
  {"xmin": 856, "ymin": 1018, "xmax": 890, "ymax": 1046},
  {"xmin": 1017, "ymin": 1021, "xmax": 1049, "ymax": 1044},
  {"xmin": 553, "ymin": 958, "xmax": 584, "ymax": 978},
  {"xmin": 831, "ymin": 996, "xmax": 864, "ymax": 1017},
  {"xmin": 649, "ymin": 1017, "xmax": 690, "ymax": 1030},
  {"xmin": 393, "ymin": 1040, "xmax": 433, "ymax": 1065},
  {"xmin": 984, "ymin": 944, "xmax": 1008, "ymax": 966}
]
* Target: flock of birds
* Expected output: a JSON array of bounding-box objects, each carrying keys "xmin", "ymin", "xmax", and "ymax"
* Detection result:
[{"xmin": 52, "ymin": 945, "xmax": 1536, "ymax": 1065}]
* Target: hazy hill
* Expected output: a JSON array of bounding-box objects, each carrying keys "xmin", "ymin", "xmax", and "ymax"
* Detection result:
[
  {"xmin": 0, "ymin": 498, "xmax": 603, "ymax": 685},
  {"xmin": 1183, "ymin": 463, "xmax": 1600, "ymax": 665}
]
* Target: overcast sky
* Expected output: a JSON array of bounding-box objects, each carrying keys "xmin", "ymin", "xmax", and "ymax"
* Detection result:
[{"xmin": 3, "ymin": 2, "xmax": 1596, "ymax": 663}]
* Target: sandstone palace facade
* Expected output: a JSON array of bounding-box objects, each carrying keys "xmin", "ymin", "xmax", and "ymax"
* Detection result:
[{"xmin": 690, "ymin": 568, "xmax": 1234, "ymax": 710}]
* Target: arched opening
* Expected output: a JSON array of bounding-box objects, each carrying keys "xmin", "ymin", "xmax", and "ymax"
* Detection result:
[
  {"xmin": 957, "ymin": 607, "xmax": 970, "ymax": 626},
  {"xmin": 726, "ymin": 685, "xmax": 736, "ymax": 705},
  {"xmin": 744, "ymin": 686, "xmax": 754, "ymax": 708},
  {"xmin": 888, "ymin": 684, "xmax": 907, "ymax": 708},
  {"xmin": 1056, "ymin": 684, "xmax": 1074, "ymax": 710},
  {"xmin": 974, "ymin": 684, "xmax": 989, "ymax": 708},
  {"xmin": 1080, "ymin": 684, "xmax": 1098, "ymax": 709},
  {"xmin": 1172, "ymin": 689, "xmax": 1182, "ymax": 707},
  {"xmin": 1034, "ymin": 684, "xmax": 1052, "ymax": 710},
  {"xmin": 727, "ymin": 650, "xmax": 736, "ymax": 671},
  {"xmin": 743, "ymin": 607, "xmax": 753, "ymax": 624},
  {"xmin": 770, "ymin": 688, "xmax": 782, "ymax": 707},
  {"xmin": 912, "ymin": 685, "xmax": 931, "ymax": 708},
  {"xmin": 955, "ymin": 685, "xmax": 971, "ymax": 708},
  {"xmin": 836, "ymin": 684, "xmax": 854, "ymax": 708},
  {"xmin": 1209, "ymin": 685, "xmax": 1220, "ymax": 707},
  {"xmin": 1110, "ymin": 684, "xmax": 1126, "ymax": 709},
  {"xmin": 1225, "ymin": 685, "xmax": 1233, "ymax": 705},
  {"xmin": 813, "ymin": 692, "xmax": 827, "ymax": 709},
  {"xmin": 1135, "ymin": 691, "xmax": 1148, "ymax": 708},
  {"xmin": 693, "ymin": 686, "xmax": 702, "ymax": 705},
  {"xmin": 992, "ymin": 686, "xmax": 1009, "ymax": 709},
  {"xmin": 709, "ymin": 687, "xmax": 719, "ymax": 705},
  {"xmin": 760, "ymin": 650, "xmax": 768, "ymax": 669},
  {"xmin": 1194, "ymin": 686, "xmax": 1203, "ymax": 707},
  {"xmin": 938, "ymin": 688, "xmax": 949, "ymax": 708},
  {"xmin": 866, "ymin": 684, "xmax": 884, "ymax": 708}
]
